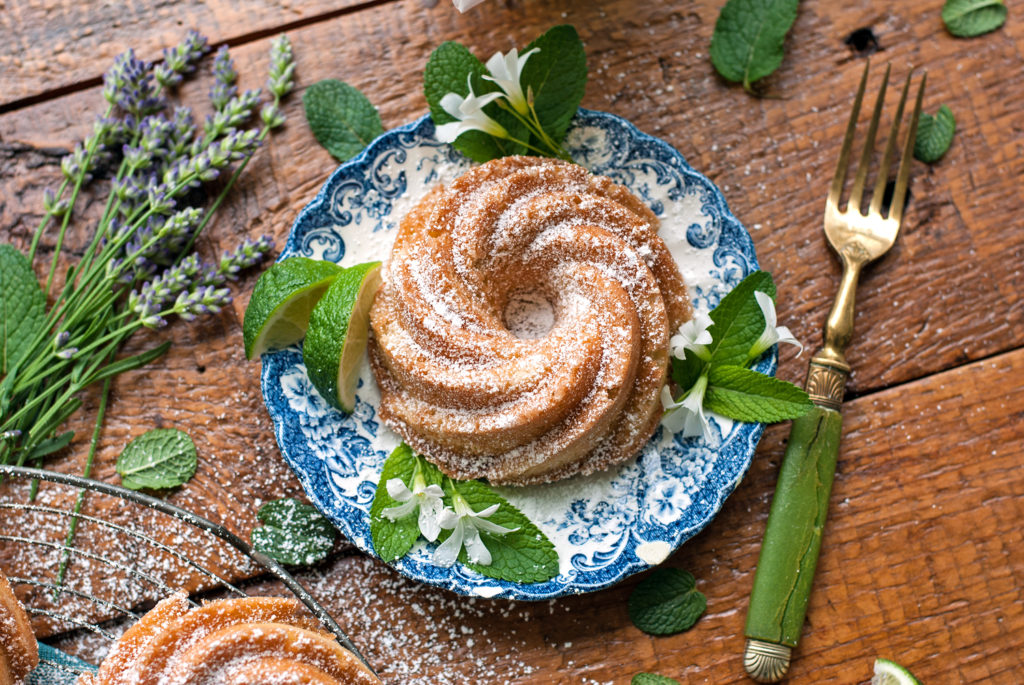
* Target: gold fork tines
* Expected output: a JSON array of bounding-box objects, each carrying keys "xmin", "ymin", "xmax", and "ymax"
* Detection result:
[{"xmin": 815, "ymin": 61, "xmax": 925, "ymax": 375}]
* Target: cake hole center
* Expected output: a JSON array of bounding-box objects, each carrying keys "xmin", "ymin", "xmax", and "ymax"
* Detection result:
[{"xmin": 504, "ymin": 288, "xmax": 555, "ymax": 339}]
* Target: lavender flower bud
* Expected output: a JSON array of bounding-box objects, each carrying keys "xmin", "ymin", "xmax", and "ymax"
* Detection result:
[
  {"xmin": 103, "ymin": 50, "xmax": 163, "ymax": 117},
  {"xmin": 43, "ymin": 188, "xmax": 71, "ymax": 217},
  {"xmin": 147, "ymin": 185, "xmax": 176, "ymax": 215},
  {"xmin": 217, "ymin": 234, "xmax": 274, "ymax": 281},
  {"xmin": 205, "ymin": 88, "xmax": 261, "ymax": 138},
  {"xmin": 139, "ymin": 115, "xmax": 172, "ymax": 156},
  {"xmin": 210, "ymin": 45, "xmax": 239, "ymax": 111},
  {"xmin": 155, "ymin": 29, "xmax": 209, "ymax": 89},
  {"xmin": 1, "ymin": 430, "xmax": 22, "ymax": 440},
  {"xmin": 260, "ymin": 102, "xmax": 285, "ymax": 130},
  {"xmin": 267, "ymin": 35, "xmax": 295, "ymax": 100},
  {"xmin": 61, "ymin": 143, "xmax": 92, "ymax": 182},
  {"xmin": 174, "ymin": 285, "xmax": 231, "ymax": 321},
  {"xmin": 56, "ymin": 347, "xmax": 79, "ymax": 360},
  {"xmin": 167, "ymin": 107, "xmax": 196, "ymax": 157}
]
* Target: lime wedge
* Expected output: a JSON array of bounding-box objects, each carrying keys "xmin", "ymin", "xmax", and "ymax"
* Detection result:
[
  {"xmin": 872, "ymin": 658, "xmax": 921, "ymax": 685},
  {"xmin": 242, "ymin": 257, "xmax": 343, "ymax": 359},
  {"xmin": 303, "ymin": 261, "xmax": 383, "ymax": 413}
]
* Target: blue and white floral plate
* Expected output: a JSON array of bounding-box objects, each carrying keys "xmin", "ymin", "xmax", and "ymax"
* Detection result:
[{"xmin": 261, "ymin": 109, "xmax": 774, "ymax": 600}]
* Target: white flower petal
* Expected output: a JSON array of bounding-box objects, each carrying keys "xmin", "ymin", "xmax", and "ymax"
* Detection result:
[
  {"xmin": 440, "ymin": 92, "xmax": 465, "ymax": 119},
  {"xmin": 754, "ymin": 290, "xmax": 777, "ymax": 328},
  {"xmin": 381, "ymin": 499, "xmax": 417, "ymax": 521},
  {"xmin": 472, "ymin": 518, "xmax": 518, "ymax": 535},
  {"xmin": 472, "ymin": 503, "xmax": 501, "ymax": 519},
  {"xmin": 385, "ymin": 478, "xmax": 413, "ymax": 502},
  {"xmin": 670, "ymin": 312, "xmax": 713, "ymax": 360},
  {"xmin": 418, "ymin": 484, "xmax": 445, "ymax": 498},
  {"xmin": 437, "ymin": 507, "xmax": 461, "ymax": 529},
  {"xmin": 418, "ymin": 498, "xmax": 443, "ymax": 542},
  {"xmin": 451, "ymin": 0, "xmax": 487, "ymax": 13},
  {"xmin": 432, "ymin": 520, "xmax": 464, "ymax": 567},
  {"xmin": 774, "ymin": 325, "xmax": 804, "ymax": 355},
  {"xmin": 463, "ymin": 527, "xmax": 492, "ymax": 566}
]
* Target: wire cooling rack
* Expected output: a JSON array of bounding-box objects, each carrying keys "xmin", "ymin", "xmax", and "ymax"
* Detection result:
[{"xmin": 0, "ymin": 464, "xmax": 374, "ymax": 680}]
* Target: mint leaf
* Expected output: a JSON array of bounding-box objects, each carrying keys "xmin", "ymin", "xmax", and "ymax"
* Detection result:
[
  {"xmin": 115, "ymin": 428, "xmax": 197, "ymax": 490},
  {"xmin": 444, "ymin": 479, "xmax": 559, "ymax": 584},
  {"xmin": 303, "ymin": 79, "xmax": 384, "ymax": 162},
  {"xmin": 252, "ymin": 498, "xmax": 337, "ymax": 566},
  {"xmin": 423, "ymin": 42, "xmax": 526, "ymax": 162},
  {"xmin": 0, "ymin": 244, "xmax": 46, "ymax": 375},
  {"xmin": 628, "ymin": 567, "xmax": 706, "ymax": 635},
  {"xmin": 705, "ymin": 365, "xmax": 812, "ymax": 422},
  {"xmin": 705, "ymin": 270, "xmax": 775, "ymax": 367},
  {"xmin": 522, "ymin": 25, "xmax": 587, "ymax": 144},
  {"xmin": 710, "ymin": 0, "xmax": 800, "ymax": 93},
  {"xmin": 670, "ymin": 354, "xmax": 706, "ymax": 396},
  {"xmin": 942, "ymin": 0, "xmax": 1007, "ymax": 37},
  {"xmin": 632, "ymin": 675, "xmax": 682, "ymax": 685},
  {"xmin": 370, "ymin": 444, "xmax": 443, "ymax": 562},
  {"xmin": 914, "ymin": 105, "xmax": 956, "ymax": 163}
]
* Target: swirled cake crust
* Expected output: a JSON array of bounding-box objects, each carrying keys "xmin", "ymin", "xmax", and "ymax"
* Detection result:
[{"xmin": 369, "ymin": 156, "xmax": 691, "ymax": 485}]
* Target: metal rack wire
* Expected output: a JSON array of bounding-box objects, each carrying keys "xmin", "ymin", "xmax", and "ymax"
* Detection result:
[{"xmin": 0, "ymin": 464, "xmax": 374, "ymax": 679}]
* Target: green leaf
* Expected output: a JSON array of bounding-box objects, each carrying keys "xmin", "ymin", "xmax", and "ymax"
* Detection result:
[
  {"xmin": 628, "ymin": 567, "xmax": 706, "ymax": 635},
  {"xmin": 632, "ymin": 675, "xmax": 682, "ymax": 685},
  {"xmin": 705, "ymin": 270, "xmax": 775, "ymax": 367},
  {"xmin": 115, "ymin": 428, "xmax": 197, "ymax": 490},
  {"xmin": 710, "ymin": 0, "xmax": 801, "ymax": 93},
  {"xmin": 423, "ymin": 42, "xmax": 526, "ymax": 162},
  {"xmin": 251, "ymin": 497, "xmax": 337, "ymax": 566},
  {"xmin": 704, "ymin": 365, "xmax": 813, "ymax": 422},
  {"xmin": 942, "ymin": 0, "xmax": 1007, "ymax": 37},
  {"xmin": 444, "ymin": 479, "xmax": 559, "ymax": 584},
  {"xmin": 303, "ymin": 79, "xmax": 384, "ymax": 162},
  {"xmin": 670, "ymin": 354, "xmax": 706, "ymax": 396},
  {"xmin": 369, "ymin": 444, "xmax": 443, "ymax": 562},
  {"xmin": 0, "ymin": 243, "xmax": 47, "ymax": 375},
  {"xmin": 914, "ymin": 105, "xmax": 956, "ymax": 163},
  {"xmin": 24, "ymin": 431, "xmax": 75, "ymax": 461},
  {"xmin": 521, "ymin": 25, "xmax": 587, "ymax": 144}
]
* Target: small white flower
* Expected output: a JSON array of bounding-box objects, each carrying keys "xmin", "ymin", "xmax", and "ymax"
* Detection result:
[
  {"xmin": 660, "ymin": 375, "xmax": 712, "ymax": 441},
  {"xmin": 483, "ymin": 48, "xmax": 539, "ymax": 115},
  {"xmin": 749, "ymin": 291, "xmax": 803, "ymax": 360},
  {"xmin": 381, "ymin": 476, "xmax": 445, "ymax": 542},
  {"xmin": 432, "ymin": 494, "xmax": 518, "ymax": 567},
  {"xmin": 434, "ymin": 76, "xmax": 508, "ymax": 143},
  {"xmin": 669, "ymin": 312, "xmax": 714, "ymax": 361}
]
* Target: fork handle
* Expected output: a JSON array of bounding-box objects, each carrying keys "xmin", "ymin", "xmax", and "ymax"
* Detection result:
[{"xmin": 743, "ymin": 359, "xmax": 848, "ymax": 683}]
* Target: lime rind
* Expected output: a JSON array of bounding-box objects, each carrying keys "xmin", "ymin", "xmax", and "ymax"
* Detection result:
[
  {"xmin": 872, "ymin": 658, "xmax": 921, "ymax": 685},
  {"xmin": 243, "ymin": 257, "xmax": 343, "ymax": 359},
  {"xmin": 303, "ymin": 261, "xmax": 383, "ymax": 413}
]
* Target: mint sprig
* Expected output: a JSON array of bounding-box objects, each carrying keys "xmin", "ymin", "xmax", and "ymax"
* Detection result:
[
  {"xmin": 251, "ymin": 497, "xmax": 337, "ymax": 566},
  {"xmin": 369, "ymin": 442, "xmax": 559, "ymax": 584},
  {"xmin": 423, "ymin": 25, "xmax": 586, "ymax": 163},
  {"xmin": 115, "ymin": 428, "xmax": 197, "ymax": 490},
  {"xmin": 628, "ymin": 567, "xmax": 706, "ymax": 635},
  {"xmin": 303, "ymin": 79, "xmax": 384, "ymax": 162},
  {"xmin": 710, "ymin": 0, "xmax": 800, "ymax": 94},
  {"xmin": 0, "ymin": 244, "xmax": 46, "ymax": 375},
  {"xmin": 942, "ymin": 0, "xmax": 1007, "ymax": 37},
  {"xmin": 914, "ymin": 105, "xmax": 956, "ymax": 164},
  {"xmin": 632, "ymin": 674, "xmax": 682, "ymax": 685},
  {"xmin": 665, "ymin": 270, "xmax": 811, "ymax": 434}
]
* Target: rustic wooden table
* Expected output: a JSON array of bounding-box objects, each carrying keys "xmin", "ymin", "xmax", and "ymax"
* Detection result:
[{"xmin": 2, "ymin": 1, "xmax": 1022, "ymax": 683}]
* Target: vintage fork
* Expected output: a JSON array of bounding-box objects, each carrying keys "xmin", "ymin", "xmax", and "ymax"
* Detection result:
[{"xmin": 742, "ymin": 61, "xmax": 925, "ymax": 683}]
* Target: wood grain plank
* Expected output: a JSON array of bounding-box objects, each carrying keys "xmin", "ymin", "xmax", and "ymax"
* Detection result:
[
  {"xmin": 44, "ymin": 346, "xmax": 1024, "ymax": 683},
  {"xmin": 0, "ymin": 0, "xmax": 382, "ymax": 109}
]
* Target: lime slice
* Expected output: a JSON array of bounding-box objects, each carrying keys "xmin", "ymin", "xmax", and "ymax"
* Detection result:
[
  {"xmin": 872, "ymin": 658, "xmax": 921, "ymax": 685},
  {"xmin": 242, "ymin": 257, "xmax": 344, "ymax": 359},
  {"xmin": 303, "ymin": 261, "xmax": 383, "ymax": 413}
]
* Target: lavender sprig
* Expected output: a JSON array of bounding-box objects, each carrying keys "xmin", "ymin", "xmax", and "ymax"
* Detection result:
[
  {"xmin": 210, "ymin": 45, "xmax": 239, "ymax": 111},
  {"xmin": 155, "ymin": 30, "xmax": 209, "ymax": 89}
]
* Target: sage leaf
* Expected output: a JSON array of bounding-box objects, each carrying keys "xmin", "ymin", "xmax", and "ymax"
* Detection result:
[
  {"xmin": 628, "ymin": 567, "xmax": 706, "ymax": 635},
  {"xmin": 632, "ymin": 675, "xmax": 682, "ymax": 685},
  {"xmin": 303, "ymin": 79, "xmax": 384, "ymax": 162},
  {"xmin": 942, "ymin": 0, "xmax": 1007, "ymax": 37},
  {"xmin": 115, "ymin": 428, "xmax": 197, "ymax": 490},
  {"xmin": 252, "ymin": 497, "xmax": 337, "ymax": 566},
  {"xmin": 705, "ymin": 270, "xmax": 776, "ymax": 367},
  {"xmin": 370, "ymin": 443, "xmax": 443, "ymax": 562},
  {"xmin": 914, "ymin": 105, "xmax": 956, "ymax": 163},
  {"xmin": 521, "ymin": 25, "xmax": 587, "ymax": 144},
  {"xmin": 705, "ymin": 365, "xmax": 812, "ymax": 422},
  {"xmin": 0, "ymin": 243, "xmax": 46, "ymax": 375},
  {"xmin": 443, "ymin": 479, "xmax": 559, "ymax": 584},
  {"xmin": 424, "ymin": 41, "xmax": 527, "ymax": 162},
  {"xmin": 710, "ymin": 0, "xmax": 800, "ymax": 93}
]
